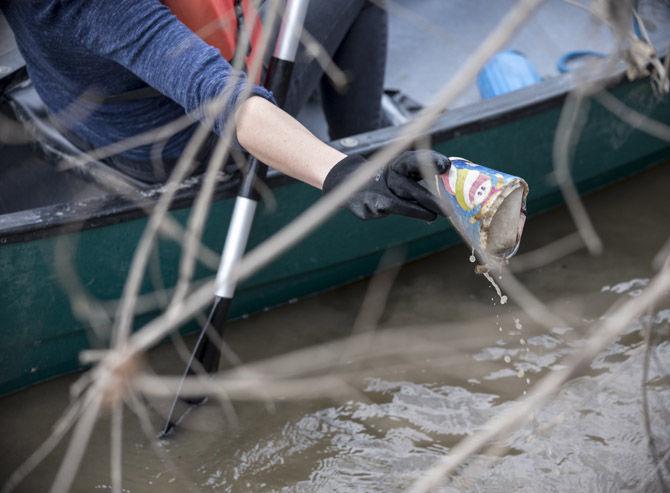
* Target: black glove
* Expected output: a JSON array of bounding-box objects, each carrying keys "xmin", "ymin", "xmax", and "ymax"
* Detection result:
[{"xmin": 322, "ymin": 151, "xmax": 451, "ymax": 221}]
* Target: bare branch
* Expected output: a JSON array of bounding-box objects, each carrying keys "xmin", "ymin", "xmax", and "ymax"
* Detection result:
[
  {"xmin": 110, "ymin": 402, "xmax": 123, "ymax": 493},
  {"xmin": 49, "ymin": 391, "xmax": 103, "ymax": 493},
  {"xmin": 552, "ymin": 90, "xmax": 603, "ymax": 255},
  {"xmin": 233, "ymin": 0, "xmax": 547, "ymax": 287},
  {"xmin": 510, "ymin": 232, "xmax": 585, "ymax": 273},
  {"xmin": 406, "ymin": 251, "xmax": 670, "ymax": 493},
  {"xmin": 595, "ymin": 89, "xmax": 670, "ymax": 141},
  {"xmin": 1, "ymin": 399, "xmax": 85, "ymax": 493}
]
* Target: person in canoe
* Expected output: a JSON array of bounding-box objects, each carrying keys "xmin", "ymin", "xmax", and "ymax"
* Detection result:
[{"xmin": 1, "ymin": 0, "xmax": 450, "ymax": 222}]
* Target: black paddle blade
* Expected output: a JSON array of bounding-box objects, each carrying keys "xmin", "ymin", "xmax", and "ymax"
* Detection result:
[
  {"xmin": 193, "ymin": 296, "xmax": 232, "ymax": 374},
  {"xmin": 159, "ymin": 420, "xmax": 176, "ymax": 439},
  {"xmin": 159, "ymin": 297, "xmax": 231, "ymax": 438},
  {"xmin": 158, "ymin": 395, "xmax": 209, "ymax": 438}
]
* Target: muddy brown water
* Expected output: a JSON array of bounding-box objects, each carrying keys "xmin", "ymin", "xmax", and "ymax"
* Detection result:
[{"xmin": 1, "ymin": 164, "xmax": 669, "ymax": 492}]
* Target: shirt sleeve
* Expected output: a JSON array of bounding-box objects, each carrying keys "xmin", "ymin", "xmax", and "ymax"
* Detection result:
[{"xmin": 70, "ymin": 0, "xmax": 274, "ymax": 135}]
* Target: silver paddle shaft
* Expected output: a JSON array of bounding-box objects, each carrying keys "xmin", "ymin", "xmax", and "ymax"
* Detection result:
[
  {"xmin": 214, "ymin": 0, "xmax": 310, "ymax": 299},
  {"xmin": 273, "ymin": 0, "xmax": 310, "ymax": 62},
  {"xmin": 214, "ymin": 197, "xmax": 257, "ymax": 298}
]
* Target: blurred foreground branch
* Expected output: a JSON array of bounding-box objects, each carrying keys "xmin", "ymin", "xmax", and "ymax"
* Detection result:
[{"xmin": 406, "ymin": 251, "xmax": 670, "ymax": 493}]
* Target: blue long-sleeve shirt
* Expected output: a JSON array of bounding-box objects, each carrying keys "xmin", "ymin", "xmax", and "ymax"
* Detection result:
[{"xmin": 1, "ymin": 0, "xmax": 273, "ymax": 163}]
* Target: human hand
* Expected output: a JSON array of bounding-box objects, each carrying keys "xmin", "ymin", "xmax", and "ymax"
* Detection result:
[{"xmin": 322, "ymin": 151, "xmax": 451, "ymax": 221}]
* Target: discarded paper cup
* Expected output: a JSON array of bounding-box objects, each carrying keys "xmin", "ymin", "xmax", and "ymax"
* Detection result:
[{"xmin": 435, "ymin": 157, "xmax": 529, "ymax": 260}]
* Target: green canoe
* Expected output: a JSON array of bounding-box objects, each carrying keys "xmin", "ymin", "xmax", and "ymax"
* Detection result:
[{"xmin": 1, "ymin": 4, "xmax": 670, "ymax": 396}]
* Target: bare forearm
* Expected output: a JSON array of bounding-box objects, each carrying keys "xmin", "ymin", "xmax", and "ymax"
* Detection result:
[{"xmin": 234, "ymin": 96, "xmax": 346, "ymax": 189}]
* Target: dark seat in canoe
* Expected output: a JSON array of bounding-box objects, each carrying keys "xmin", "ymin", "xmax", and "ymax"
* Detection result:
[
  {"xmin": 0, "ymin": 76, "xmax": 244, "ymax": 225},
  {"xmin": 6, "ymin": 80, "xmax": 150, "ymax": 194}
]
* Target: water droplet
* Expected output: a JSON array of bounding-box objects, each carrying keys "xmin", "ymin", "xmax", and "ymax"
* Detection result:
[
  {"xmin": 469, "ymin": 255, "xmax": 476, "ymax": 263},
  {"xmin": 517, "ymin": 369, "xmax": 525, "ymax": 378},
  {"xmin": 520, "ymin": 338, "xmax": 526, "ymax": 345},
  {"xmin": 526, "ymin": 378, "xmax": 531, "ymax": 384},
  {"xmin": 504, "ymin": 355, "xmax": 511, "ymax": 363},
  {"xmin": 483, "ymin": 272, "xmax": 508, "ymax": 305}
]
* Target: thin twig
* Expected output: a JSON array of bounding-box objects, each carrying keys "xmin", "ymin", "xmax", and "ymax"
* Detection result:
[
  {"xmin": 405, "ymin": 252, "xmax": 670, "ymax": 493},
  {"xmin": 233, "ymin": 0, "xmax": 548, "ymax": 286},
  {"xmin": 111, "ymin": 0, "xmax": 283, "ymax": 348},
  {"xmin": 595, "ymin": 89, "xmax": 670, "ymax": 141},
  {"xmin": 115, "ymin": 0, "xmax": 548, "ymax": 360},
  {"xmin": 49, "ymin": 390, "xmax": 104, "ymax": 493},
  {"xmin": 510, "ymin": 233, "xmax": 585, "ymax": 273},
  {"xmin": 125, "ymin": 391, "xmax": 202, "ymax": 493},
  {"xmin": 1, "ymin": 399, "xmax": 85, "ymax": 493},
  {"xmin": 641, "ymin": 306, "xmax": 669, "ymax": 491},
  {"xmin": 110, "ymin": 401, "xmax": 123, "ymax": 493},
  {"xmin": 552, "ymin": 90, "xmax": 604, "ymax": 255}
]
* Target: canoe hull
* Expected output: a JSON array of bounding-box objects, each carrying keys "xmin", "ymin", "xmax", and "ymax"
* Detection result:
[{"xmin": 1, "ymin": 75, "xmax": 669, "ymax": 395}]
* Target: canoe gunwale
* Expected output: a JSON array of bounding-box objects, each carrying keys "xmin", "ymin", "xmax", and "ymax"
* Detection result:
[{"xmin": 0, "ymin": 52, "xmax": 666, "ymax": 245}]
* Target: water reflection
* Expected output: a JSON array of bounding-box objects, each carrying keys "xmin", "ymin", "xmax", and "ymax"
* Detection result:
[
  {"xmin": 192, "ymin": 300, "xmax": 667, "ymax": 493},
  {"xmin": 1, "ymin": 167, "xmax": 669, "ymax": 493}
]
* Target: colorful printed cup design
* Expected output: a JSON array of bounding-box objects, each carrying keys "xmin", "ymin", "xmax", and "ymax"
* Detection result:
[{"xmin": 435, "ymin": 157, "xmax": 528, "ymax": 260}]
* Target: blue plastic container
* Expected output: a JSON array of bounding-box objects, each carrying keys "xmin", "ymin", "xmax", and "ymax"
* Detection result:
[{"xmin": 477, "ymin": 50, "xmax": 541, "ymax": 100}]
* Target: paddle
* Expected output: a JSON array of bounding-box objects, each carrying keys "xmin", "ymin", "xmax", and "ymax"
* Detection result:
[{"xmin": 161, "ymin": 0, "xmax": 311, "ymax": 437}]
